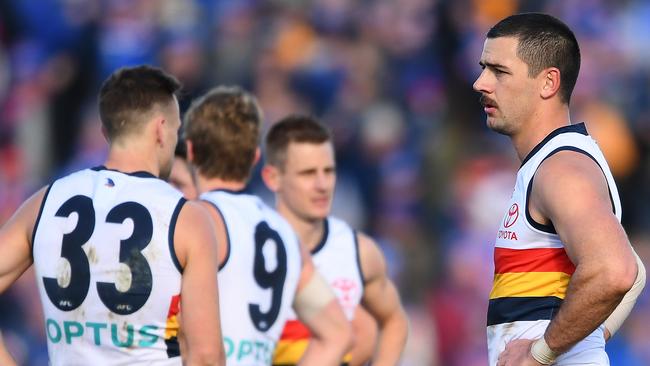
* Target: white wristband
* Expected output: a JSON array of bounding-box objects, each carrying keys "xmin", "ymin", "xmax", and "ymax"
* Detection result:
[{"xmin": 530, "ymin": 337, "xmax": 558, "ymax": 365}]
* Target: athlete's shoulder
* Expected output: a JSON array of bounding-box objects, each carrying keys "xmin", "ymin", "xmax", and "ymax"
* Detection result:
[
  {"xmin": 354, "ymin": 230, "xmax": 387, "ymax": 281},
  {"xmin": 537, "ymin": 149, "xmax": 608, "ymax": 186},
  {"xmin": 354, "ymin": 231, "xmax": 380, "ymax": 251},
  {"xmin": 175, "ymin": 200, "xmax": 216, "ymax": 244},
  {"xmin": 14, "ymin": 185, "xmax": 52, "ymax": 245},
  {"xmin": 534, "ymin": 150, "xmax": 612, "ymax": 211}
]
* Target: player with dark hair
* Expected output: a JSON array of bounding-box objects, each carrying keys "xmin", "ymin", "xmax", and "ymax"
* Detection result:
[
  {"xmin": 0, "ymin": 65, "xmax": 225, "ymax": 365},
  {"xmin": 474, "ymin": 13, "xmax": 645, "ymax": 366}
]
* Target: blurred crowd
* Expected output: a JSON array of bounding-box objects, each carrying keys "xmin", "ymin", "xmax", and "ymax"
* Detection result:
[{"xmin": 1, "ymin": 0, "xmax": 649, "ymax": 364}]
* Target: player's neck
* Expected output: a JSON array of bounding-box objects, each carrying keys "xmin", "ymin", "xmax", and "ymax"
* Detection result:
[
  {"xmin": 277, "ymin": 205, "xmax": 325, "ymax": 251},
  {"xmin": 512, "ymin": 104, "xmax": 571, "ymax": 162},
  {"xmin": 195, "ymin": 174, "xmax": 247, "ymax": 194},
  {"xmin": 104, "ymin": 144, "xmax": 159, "ymax": 177}
]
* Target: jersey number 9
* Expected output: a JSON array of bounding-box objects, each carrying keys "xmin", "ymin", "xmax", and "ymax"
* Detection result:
[{"xmin": 249, "ymin": 221, "xmax": 288, "ymax": 331}]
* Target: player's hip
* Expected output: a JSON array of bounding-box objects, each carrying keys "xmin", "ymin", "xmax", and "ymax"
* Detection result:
[{"xmin": 487, "ymin": 320, "xmax": 608, "ymax": 366}]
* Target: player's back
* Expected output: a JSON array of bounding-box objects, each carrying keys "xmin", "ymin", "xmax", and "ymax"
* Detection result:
[
  {"xmin": 201, "ymin": 190, "xmax": 302, "ymax": 365},
  {"xmin": 32, "ymin": 166, "xmax": 187, "ymax": 365}
]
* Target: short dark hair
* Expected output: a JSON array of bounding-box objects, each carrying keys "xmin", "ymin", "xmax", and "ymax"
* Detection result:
[
  {"xmin": 184, "ymin": 86, "xmax": 262, "ymax": 182},
  {"xmin": 264, "ymin": 115, "xmax": 332, "ymax": 170},
  {"xmin": 487, "ymin": 13, "xmax": 580, "ymax": 104},
  {"xmin": 99, "ymin": 65, "xmax": 181, "ymax": 141}
]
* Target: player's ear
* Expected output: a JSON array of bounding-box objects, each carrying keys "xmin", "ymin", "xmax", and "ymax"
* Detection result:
[
  {"xmin": 261, "ymin": 164, "xmax": 280, "ymax": 193},
  {"xmin": 540, "ymin": 67, "xmax": 561, "ymax": 100},
  {"xmin": 154, "ymin": 116, "xmax": 166, "ymax": 145}
]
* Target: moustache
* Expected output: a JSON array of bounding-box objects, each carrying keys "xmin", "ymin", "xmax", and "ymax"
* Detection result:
[{"xmin": 479, "ymin": 95, "xmax": 498, "ymax": 108}]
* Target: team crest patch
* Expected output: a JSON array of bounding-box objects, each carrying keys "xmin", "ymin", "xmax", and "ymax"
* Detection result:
[{"xmin": 331, "ymin": 278, "xmax": 359, "ymax": 314}]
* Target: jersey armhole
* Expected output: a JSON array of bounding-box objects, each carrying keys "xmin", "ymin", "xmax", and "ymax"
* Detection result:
[
  {"xmin": 353, "ymin": 230, "xmax": 366, "ymax": 295},
  {"xmin": 169, "ymin": 197, "xmax": 187, "ymax": 274},
  {"xmin": 525, "ymin": 146, "xmax": 616, "ymax": 234},
  {"xmin": 30, "ymin": 184, "xmax": 53, "ymax": 258},
  {"xmin": 201, "ymin": 200, "xmax": 231, "ymax": 271}
]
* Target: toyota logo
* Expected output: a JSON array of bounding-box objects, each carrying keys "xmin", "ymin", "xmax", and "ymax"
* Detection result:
[{"xmin": 504, "ymin": 203, "xmax": 519, "ymax": 228}]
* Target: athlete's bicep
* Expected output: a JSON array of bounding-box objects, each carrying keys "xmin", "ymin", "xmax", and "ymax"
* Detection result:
[
  {"xmin": 174, "ymin": 201, "xmax": 224, "ymax": 361},
  {"xmin": 533, "ymin": 152, "xmax": 633, "ymax": 269},
  {"xmin": 358, "ymin": 233, "xmax": 403, "ymax": 324},
  {"xmin": 0, "ymin": 186, "xmax": 47, "ymax": 293}
]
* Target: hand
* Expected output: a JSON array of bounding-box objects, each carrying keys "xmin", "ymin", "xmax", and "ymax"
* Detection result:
[{"xmin": 497, "ymin": 339, "xmax": 545, "ymax": 366}]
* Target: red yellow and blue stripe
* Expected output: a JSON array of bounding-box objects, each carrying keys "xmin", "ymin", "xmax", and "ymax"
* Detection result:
[{"xmin": 488, "ymin": 247, "xmax": 575, "ymax": 326}]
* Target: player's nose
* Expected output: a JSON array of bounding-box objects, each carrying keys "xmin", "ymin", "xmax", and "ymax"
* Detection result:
[{"xmin": 473, "ymin": 69, "xmax": 492, "ymax": 94}]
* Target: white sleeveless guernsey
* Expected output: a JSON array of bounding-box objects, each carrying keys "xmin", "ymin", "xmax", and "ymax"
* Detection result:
[
  {"xmin": 32, "ymin": 167, "xmax": 186, "ymax": 365},
  {"xmin": 487, "ymin": 123, "xmax": 620, "ymax": 366},
  {"xmin": 200, "ymin": 190, "xmax": 302, "ymax": 366},
  {"xmin": 273, "ymin": 216, "xmax": 364, "ymax": 366}
]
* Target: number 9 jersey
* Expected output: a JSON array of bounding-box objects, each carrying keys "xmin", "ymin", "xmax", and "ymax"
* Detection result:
[
  {"xmin": 200, "ymin": 190, "xmax": 302, "ymax": 365},
  {"xmin": 32, "ymin": 166, "xmax": 187, "ymax": 365}
]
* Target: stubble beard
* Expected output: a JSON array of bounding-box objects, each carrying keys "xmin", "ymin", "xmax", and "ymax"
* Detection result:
[{"xmin": 487, "ymin": 116, "xmax": 516, "ymax": 136}]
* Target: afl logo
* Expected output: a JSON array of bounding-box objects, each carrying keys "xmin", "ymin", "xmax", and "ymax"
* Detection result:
[{"xmin": 504, "ymin": 203, "xmax": 519, "ymax": 228}]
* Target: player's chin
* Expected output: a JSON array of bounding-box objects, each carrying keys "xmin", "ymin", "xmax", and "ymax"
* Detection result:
[
  {"xmin": 486, "ymin": 116, "xmax": 498, "ymax": 128},
  {"xmin": 487, "ymin": 118, "xmax": 511, "ymax": 136},
  {"xmin": 306, "ymin": 207, "xmax": 329, "ymax": 221}
]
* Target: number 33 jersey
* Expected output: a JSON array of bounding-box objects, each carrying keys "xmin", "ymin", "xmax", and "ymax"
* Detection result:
[
  {"xmin": 33, "ymin": 166, "xmax": 187, "ymax": 365},
  {"xmin": 200, "ymin": 190, "xmax": 302, "ymax": 366}
]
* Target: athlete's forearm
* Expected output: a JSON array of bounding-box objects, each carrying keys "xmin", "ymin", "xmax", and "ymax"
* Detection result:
[
  {"xmin": 349, "ymin": 309, "xmax": 378, "ymax": 366},
  {"xmin": 371, "ymin": 309, "xmax": 409, "ymax": 366},
  {"xmin": 297, "ymin": 298, "xmax": 352, "ymax": 366},
  {"xmin": 604, "ymin": 250, "xmax": 646, "ymax": 338},
  {"xmin": 299, "ymin": 338, "xmax": 350, "ymax": 366},
  {"xmin": 544, "ymin": 263, "xmax": 632, "ymax": 354}
]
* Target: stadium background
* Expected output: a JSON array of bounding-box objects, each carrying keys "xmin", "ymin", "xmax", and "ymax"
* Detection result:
[{"xmin": 0, "ymin": 0, "xmax": 649, "ymax": 364}]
